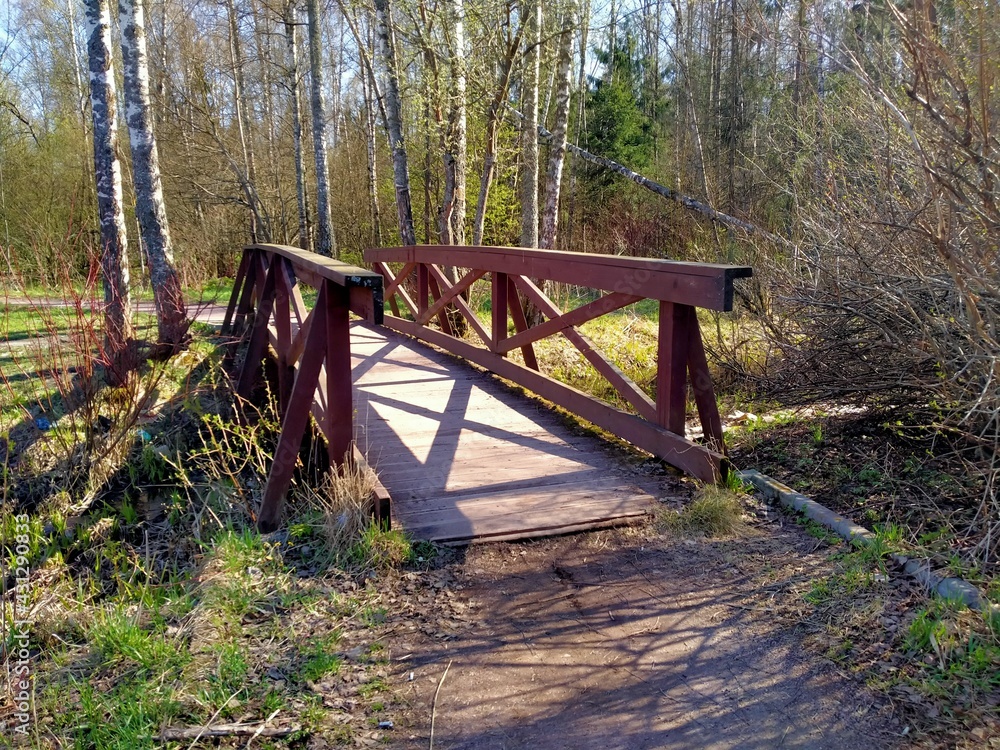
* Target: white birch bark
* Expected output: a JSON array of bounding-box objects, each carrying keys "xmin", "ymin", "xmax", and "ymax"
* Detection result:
[
  {"xmin": 374, "ymin": 0, "xmax": 416, "ymax": 246},
  {"xmin": 442, "ymin": 0, "xmax": 467, "ymax": 245},
  {"xmin": 284, "ymin": 2, "xmax": 310, "ymax": 250},
  {"xmin": 363, "ymin": 61, "xmax": 383, "ymax": 246},
  {"xmin": 120, "ymin": 0, "xmax": 188, "ymax": 349},
  {"xmin": 540, "ymin": 0, "xmax": 576, "ymax": 250},
  {"xmin": 84, "ymin": 0, "xmax": 133, "ymax": 372},
  {"xmin": 307, "ymin": 0, "xmax": 336, "ymax": 257},
  {"xmin": 519, "ymin": 0, "xmax": 541, "ymax": 249}
]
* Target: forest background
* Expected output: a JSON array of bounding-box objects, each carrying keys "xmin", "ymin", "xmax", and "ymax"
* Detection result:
[{"xmin": 1, "ymin": 0, "xmax": 998, "ymax": 569}]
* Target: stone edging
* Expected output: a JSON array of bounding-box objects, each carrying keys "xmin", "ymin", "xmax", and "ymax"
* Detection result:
[{"xmin": 737, "ymin": 469, "xmax": 999, "ymax": 616}]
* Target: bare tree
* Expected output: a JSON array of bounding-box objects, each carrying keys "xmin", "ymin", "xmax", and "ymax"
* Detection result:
[
  {"xmin": 284, "ymin": 0, "xmax": 310, "ymax": 250},
  {"xmin": 519, "ymin": 0, "xmax": 541, "ymax": 248},
  {"xmin": 471, "ymin": 7, "xmax": 523, "ymax": 245},
  {"xmin": 374, "ymin": 0, "xmax": 416, "ymax": 246},
  {"xmin": 540, "ymin": 0, "xmax": 575, "ymax": 250},
  {"xmin": 120, "ymin": 0, "xmax": 188, "ymax": 350},
  {"xmin": 307, "ymin": 0, "xmax": 336, "ymax": 256},
  {"xmin": 84, "ymin": 0, "xmax": 133, "ymax": 376},
  {"xmin": 440, "ymin": 0, "xmax": 467, "ymax": 244}
]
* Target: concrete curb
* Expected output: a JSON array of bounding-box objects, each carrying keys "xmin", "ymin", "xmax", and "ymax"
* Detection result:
[{"xmin": 738, "ymin": 469, "xmax": 999, "ymax": 616}]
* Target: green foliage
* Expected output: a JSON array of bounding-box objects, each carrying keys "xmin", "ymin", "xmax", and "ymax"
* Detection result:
[{"xmin": 585, "ymin": 33, "xmax": 654, "ymax": 186}]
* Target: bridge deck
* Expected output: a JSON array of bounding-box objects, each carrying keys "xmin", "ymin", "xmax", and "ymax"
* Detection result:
[{"xmin": 351, "ymin": 324, "xmax": 655, "ymax": 543}]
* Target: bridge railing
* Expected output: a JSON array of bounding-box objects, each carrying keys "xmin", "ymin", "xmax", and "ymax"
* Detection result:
[
  {"xmin": 365, "ymin": 245, "xmax": 751, "ymax": 483},
  {"xmin": 222, "ymin": 243, "xmax": 383, "ymax": 531}
]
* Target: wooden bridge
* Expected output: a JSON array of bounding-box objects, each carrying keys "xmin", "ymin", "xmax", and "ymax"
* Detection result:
[{"xmin": 222, "ymin": 243, "xmax": 751, "ymax": 542}]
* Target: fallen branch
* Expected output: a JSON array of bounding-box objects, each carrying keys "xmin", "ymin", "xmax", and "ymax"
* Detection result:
[
  {"xmin": 157, "ymin": 723, "xmax": 301, "ymax": 741},
  {"xmin": 509, "ymin": 106, "xmax": 790, "ymax": 247},
  {"xmin": 429, "ymin": 659, "xmax": 453, "ymax": 750}
]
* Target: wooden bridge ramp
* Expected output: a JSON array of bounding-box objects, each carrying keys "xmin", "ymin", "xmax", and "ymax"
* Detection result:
[{"xmin": 350, "ymin": 324, "xmax": 655, "ymax": 544}]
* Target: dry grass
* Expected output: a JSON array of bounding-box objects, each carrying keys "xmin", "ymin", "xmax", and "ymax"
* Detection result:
[{"xmin": 661, "ymin": 485, "xmax": 747, "ymax": 537}]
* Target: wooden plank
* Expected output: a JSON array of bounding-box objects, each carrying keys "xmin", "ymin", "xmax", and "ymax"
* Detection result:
[
  {"xmin": 687, "ymin": 311, "xmax": 726, "ymax": 454},
  {"xmin": 230, "ymin": 250, "xmax": 259, "ymax": 336},
  {"xmin": 423, "ymin": 265, "xmax": 493, "ymax": 348},
  {"xmin": 274, "ymin": 259, "xmax": 294, "ymax": 413},
  {"xmin": 221, "ymin": 250, "xmax": 250, "ymax": 334},
  {"xmin": 325, "ymin": 282, "xmax": 353, "ymax": 465},
  {"xmin": 497, "ymin": 291, "xmax": 643, "ymax": 354},
  {"xmin": 513, "ymin": 277, "xmax": 657, "ymax": 422},
  {"xmin": 236, "ymin": 257, "xmax": 278, "ymax": 400},
  {"xmin": 657, "ymin": 301, "xmax": 690, "ymax": 435},
  {"xmin": 417, "ymin": 267, "xmax": 486, "ymax": 325},
  {"xmin": 491, "ymin": 272, "xmax": 508, "ymax": 353},
  {"xmin": 380, "ymin": 316, "xmax": 725, "ymax": 482},
  {"xmin": 247, "ymin": 243, "xmax": 382, "ymax": 290},
  {"xmin": 426, "ymin": 274, "xmax": 453, "ymax": 336},
  {"xmin": 259, "ymin": 283, "xmax": 330, "ymax": 532},
  {"xmin": 506, "ymin": 277, "xmax": 539, "ymax": 370},
  {"xmin": 393, "ymin": 483, "xmax": 653, "ymax": 543},
  {"xmin": 366, "ymin": 245, "xmax": 752, "ymax": 311}
]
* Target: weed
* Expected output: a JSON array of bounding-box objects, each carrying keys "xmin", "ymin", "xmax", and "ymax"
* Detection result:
[
  {"xmin": 662, "ymin": 485, "xmax": 745, "ymax": 536},
  {"xmin": 299, "ymin": 633, "xmax": 343, "ymax": 682},
  {"xmin": 351, "ymin": 523, "xmax": 412, "ymax": 570}
]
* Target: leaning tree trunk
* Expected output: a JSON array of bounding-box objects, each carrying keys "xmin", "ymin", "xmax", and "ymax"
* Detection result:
[
  {"xmin": 84, "ymin": 0, "xmax": 133, "ymax": 379},
  {"xmin": 307, "ymin": 0, "xmax": 336, "ymax": 257},
  {"xmin": 285, "ymin": 2, "xmax": 310, "ymax": 250},
  {"xmin": 519, "ymin": 0, "xmax": 541, "ymax": 250},
  {"xmin": 374, "ymin": 0, "xmax": 416, "ymax": 246},
  {"xmin": 540, "ymin": 0, "xmax": 576, "ymax": 250},
  {"xmin": 120, "ymin": 0, "xmax": 188, "ymax": 351}
]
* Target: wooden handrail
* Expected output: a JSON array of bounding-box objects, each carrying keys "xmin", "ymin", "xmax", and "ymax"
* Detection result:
[
  {"xmin": 366, "ymin": 245, "xmax": 752, "ymax": 483},
  {"xmin": 222, "ymin": 244, "xmax": 384, "ymax": 532},
  {"xmin": 368, "ymin": 244, "xmax": 752, "ymax": 311}
]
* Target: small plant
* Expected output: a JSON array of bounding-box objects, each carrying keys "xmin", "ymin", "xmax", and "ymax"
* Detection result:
[
  {"xmin": 350, "ymin": 523, "xmax": 412, "ymax": 570},
  {"xmin": 811, "ymin": 423, "xmax": 824, "ymax": 447},
  {"xmin": 663, "ymin": 486, "xmax": 745, "ymax": 536},
  {"xmin": 299, "ymin": 633, "xmax": 343, "ymax": 682}
]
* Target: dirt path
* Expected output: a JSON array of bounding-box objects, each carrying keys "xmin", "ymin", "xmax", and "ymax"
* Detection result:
[{"xmin": 376, "ymin": 521, "xmax": 904, "ymax": 750}]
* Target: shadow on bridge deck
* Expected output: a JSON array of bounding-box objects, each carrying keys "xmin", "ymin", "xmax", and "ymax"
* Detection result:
[{"xmin": 350, "ymin": 323, "xmax": 655, "ymax": 544}]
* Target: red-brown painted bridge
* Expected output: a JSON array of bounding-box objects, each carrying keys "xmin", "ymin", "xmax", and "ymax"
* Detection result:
[{"xmin": 222, "ymin": 244, "xmax": 751, "ymax": 542}]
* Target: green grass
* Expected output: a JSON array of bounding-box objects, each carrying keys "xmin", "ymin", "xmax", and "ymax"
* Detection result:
[{"xmin": 661, "ymin": 486, "xmax": 746, "ymax": 536}]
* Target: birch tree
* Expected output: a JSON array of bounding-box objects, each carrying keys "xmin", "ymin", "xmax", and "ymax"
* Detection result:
[
  {"xmin": 120, "ymin": 0, "xmax": 188, "ymax": 350},
  {"xmin": 519, "ymin": 0, "xmax": 541, "ymax": 249},
  {"xmin": 540, "ymin": 0, "xmax": 575, "ymax": 250},
  {"xmin": 307, "ymin": 0, "xmax": 336, "ymax": 256},
  {"xmin": 440, "ymin": 0, "xmax": 467, "ymax": 245},
  {"xmin": 374, "ymin": 0, "xmax": 416, "ymax": 246},
  {"xmin": 84, "ymin": 0, "xmax": 132, "ymax": 376},
  {"xmin": 284, "ymin": 1, "xmax": 310, "ymax": 250}
]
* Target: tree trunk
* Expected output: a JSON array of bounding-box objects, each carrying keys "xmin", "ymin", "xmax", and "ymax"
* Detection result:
[
  {"xmin": 540, "ymin": 0, "xmax": 576, "ymax": 250},
  {"xmin": 307, "ymin": 0, "xmax": 336, "ymax": 257},
  {"xmin": 120, "ymin": 0, "xmax": 188, "ymax": 351},
  {"xmin": 285, "ymin": 2, "xmax": 310, "ymax": 250},
  {"xmin": 374, "ymin": 0, "xmax": 416, "ymax": 246},
  {"xmin": 441, "ymin": 0, "xmax": 467, "ymax": 245},
  {"xmin": 471, "ymin": 15, "xmax": 523, "ymax": 245},
  {"xmin": 363, "ymin": 59, "xmax": 383, "ymax": 247},
  {"xmin": 226, "ymin": 0, "xmax": 266, "ymax": 242},
  {"xmin": 84, "ymin": 0, "xmax": 133, "ymax": 377},
  {"xmin": 565, "ymin": 0, "xmax": 589, "ymax": 252},
  {"xmin": 519, "ymin": 0, "xmax": 541, "ymax": 249}
]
